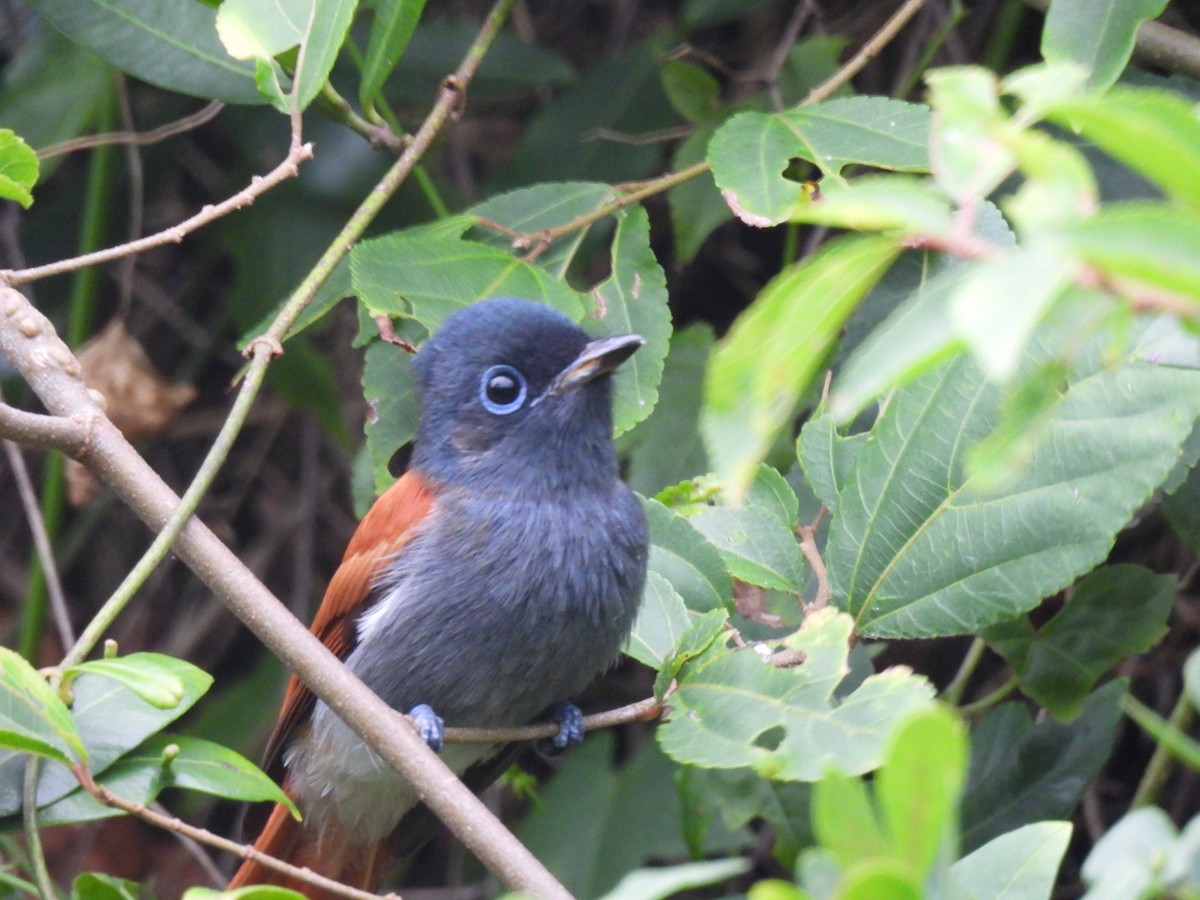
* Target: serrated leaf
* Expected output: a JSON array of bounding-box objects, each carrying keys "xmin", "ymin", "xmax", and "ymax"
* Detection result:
[
  {"xmin": 32, "ymin": 734, "xmax": 297, "ymax": 827},
  {"xmin": 217, "ymin": 0, "xmax": 356, "ymax": 111},
  {"xmin": 947, "ymin": 821, "xmax": 1072, "ymax": 900},
  {"xmin": 1045, "ymin": 87, "xmax": 1200, "ymax": 214},
  {"xmin": 657, "ymin": 608, "xmax": 935, "ymax": 779},
  {"xmin": 710, "ymin": 98, "xmax": 931, "ymax": 226},
  {"xmin": 361, "ymin": 339, "xmax": 420, "ymax": 493},
  {"xmin": 586, "ymin": 205, "xmax": 671, "ymax": 436},
  {"xmin": 1042, "ymin": 0, "xmax": 1169, "ymax": 90},
  {"xmin": 644, "ymin": 498, "xmax": 731, "ymax": 615},
  {"xmin": 24, "ymin": 0, "xmax": 259, "ymax": 103},
  {"xmin": 690, "ymin": 466, "xmax": 806, "ymax": 592},
  {"xmin": 625, "ymin": 573, "xmax": 691, "ymax": 670},
  {"xmin": 351, "ymin": 231, "xmax": 585, "ymax": 332},
  {"xmin": 0, "ymin": 648, "xmax": 84, "ymax": 767},
  {"xmin": 985, "ymin": 565, "xmax": 1173, "ymax": 720},
  {"xmin": 0, "ymin": 130, "xmax": 38, "ymax": 208},
  {"xmin": 654, "ymin": 609, "xmax": 730, "ymax": 700},
  {"xmin": 797, "ymin": 416, "xmax": 868, "ymax": 512},
  {"xmin": 827, "ymin": 350, "xmax": 1200, "ymax": 638},
  {"xmin": 702, "ymin": 234, "xmax": 900, "ymax": 498},
  {"xmin": 359, "ymin": 0, "xmax": 428, "ymax": 112},
  {"xmin": 64, "ymin": 653, "xmax": 187, "ymax": 710},
  {"xmin": 960, "ymin": 682, "xmax": 1124, "ymax": 852}
]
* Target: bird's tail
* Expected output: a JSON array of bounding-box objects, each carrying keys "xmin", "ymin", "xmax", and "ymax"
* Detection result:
[{"xmin": 228, "ymin": 800, "xmax": 382, "ymax": 899}]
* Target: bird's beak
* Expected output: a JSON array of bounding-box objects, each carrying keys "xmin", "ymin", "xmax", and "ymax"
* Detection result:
[{"xmin": 546, "ymin": 334, "xmax": 644, "ymax": 396}]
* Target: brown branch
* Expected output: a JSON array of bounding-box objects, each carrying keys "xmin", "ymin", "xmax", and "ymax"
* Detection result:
[
  {"xmin": 443, "ymin": 697, "xmax": 662, "ymax": 745},
  {"xmin": 72, "ymin": 765, "xmax": 398, "ymax": 900},
  {"xmin": 0, "ymin": 402, "xmax": 93, "ymax": 453},
  {"xmin": 1, "ymin": 139, "xmax": 313, "ymax": 287},
  {"xmin": 37, "ymin": 101, "xmax": 224, "ymax": 160},
  {"xmin": 797, "ymin": 508, "xmax": 830, "ymax": 614}
]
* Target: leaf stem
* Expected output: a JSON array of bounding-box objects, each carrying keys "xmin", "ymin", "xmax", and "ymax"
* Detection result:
[
  {"xmin": 1126, "ymin": 692, "xmax": 1199, "ymax": 808},
  {"xmin": 22, "ymin": 760, "xmax": 53, "ymax": 900},
  {"xmin": 958, "ymin": 675, "xmax": 1018, "ymax": 716},
  {"xmin": 941, "ymin": 637, "xmax": 986, "ymax": 706}
]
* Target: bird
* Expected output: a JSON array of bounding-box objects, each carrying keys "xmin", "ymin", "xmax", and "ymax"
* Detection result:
[{"xmin": 228, "ymin": 296, "xmax": 649, "ymax": 896}]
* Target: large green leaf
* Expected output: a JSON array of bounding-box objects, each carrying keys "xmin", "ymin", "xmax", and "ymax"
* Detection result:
[
  {"xmin": 29, "ymin": 735, "xmax": 297, "ymax": 827},
  {"xmin": 710, "ymin": 97, "xmax": 931, "ymax": 226},
  {"xmin": 585, "ymin": 205, "xmax": 671, "ymax": 436},
  {"xmin": 625, "ymin": 573, "xmax": 691, "ymax": 670},
  {"xmin": 359, "ymin": 0, "xmax": 428, "ymax": 113},
  {"xmin": 947, "ymin": 822, "xmax": 1072, "ymax": 900},
  {"xmin": 25, "ymin": 0, "xmax": 260, "ymax": 103},
  {"xmin": 960, "ymin": 682, "xmax": 1124, "ymax": 853},
  {"xmin": 216, "ymin": 0, "xmax": 357, "ymax": 111},
  {"xmin": 657, "ymin": 609, "xmax": 935, "ymax": 779},
  {"xmin": 702, "ymin": 234, "xmax": 900, "ymax": 498},
  {"xmin": 644, "ymin": 498, "xmax": 731, "ymax": 615},
  {"xmin": 1041, "ymin": 0, "xmax": 1169, "ymax": 90},
  {"xmin": 0, "ymin": 649, "xmax": 84, "ymax": 768},
  {"xmin": 985, "ymin": 565, "xmax": 1173, "ymax": 720},
  {"xmin": 825, "ymin": 346, "xmax": 1200, "ymax": 638},
  {"xmin": 0, "ymin": 655, "xmax": 211, "ymax": 816}
]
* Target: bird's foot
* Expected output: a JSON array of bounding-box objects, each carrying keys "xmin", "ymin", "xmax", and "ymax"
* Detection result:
[
  {"xmin": 550, "ymin": 702, "xmax": 585, "ymax": 750},
  {"xmin": 408, "ymin": 703, "xmax": 445, "ymax": 753}
]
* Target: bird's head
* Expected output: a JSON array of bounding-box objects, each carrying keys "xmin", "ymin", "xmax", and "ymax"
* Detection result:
[{"xmin": 410, "ymin": 297, "xmax": 642, "ymax": 494}]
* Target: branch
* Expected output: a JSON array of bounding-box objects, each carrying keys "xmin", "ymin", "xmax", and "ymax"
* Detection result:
[
  {"xmin": 0, "ymin": 403, "xmax": 92, "ymax": 453},
  {"xmin": 37, "ymin": 101, "xmax": 224, "ymax": 160},
  {"xmin": 1, "ymin": 139, "xmax": 313, "ymax": 287},
  {"xmin": 72, "ymin": 765, "xmax": 398, "ymax": 900},
  {"xmin": 444, "ymin": 696, "xmax": 661, "ymax": 744}
]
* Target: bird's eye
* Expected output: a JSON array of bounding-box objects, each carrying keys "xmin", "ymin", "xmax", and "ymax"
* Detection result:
[{"xmin": 479, "ymin": 365, "xmax": 528, "ymax": 415}]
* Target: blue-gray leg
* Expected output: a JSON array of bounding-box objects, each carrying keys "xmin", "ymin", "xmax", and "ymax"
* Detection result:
[
  {"xmin": 409, "ymin": 703, "xmax": 445, "ymax": 753},
  {"xmin": 551, "ymin": 702, "xmax": 585, "ymax": 749}
]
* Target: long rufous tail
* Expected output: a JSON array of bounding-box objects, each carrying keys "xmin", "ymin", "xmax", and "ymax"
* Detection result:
[{"xmin": 229, "ymin": 799, "xmax": 382, "ymax": 899}]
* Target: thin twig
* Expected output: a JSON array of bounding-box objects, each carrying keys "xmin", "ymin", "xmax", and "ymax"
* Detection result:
[
  {"xmin": 443, "ymin": 696, "xmax": 662, "ymax": 744},
  {"xmin": 1, "ymin": 140, "xmax": 313, "ymax": 287},
  {"xmin": 36, "ymin": 101, "xmax": 224, "ymax": 160},
  {"xmin": 1127, "ymin": 691, "xmax": 1198, "ymax": 808},
  {"xmin": 797, "ymin": 507, "xmax": 830, "ymax": 614},
  {"xmin": 941, "ymin": 637, "xmax": 987, "ymax": 706},
  {"xmin": 3, "ymin": 440, "xmax": 75, "ymax": 651},
  {"xmin": 803, "ymin": 0, "xmax": 930, "ymax": 105},
  {"xmin": 0, "ymin": 403, "xmax": 91, "ymax": 452},
  {"xmin": 113, "ymin": 73, "xmax": 144, "ymax": 317},
  {"xmin": 22, "ymin": 760, "xmax": 54, "ymax": 900},
  {"xmin": 71, "ymin": 766, "xmax": 399, "ymax": 900}
]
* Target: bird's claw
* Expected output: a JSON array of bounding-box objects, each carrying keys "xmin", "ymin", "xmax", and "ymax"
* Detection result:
[
  {"xmin": 551, "ymin": 702, "xmax": 585, "ymax": 750},
  {"xmin": 409, "ymin": 703, "xmax": 444, "ymax": 753}
]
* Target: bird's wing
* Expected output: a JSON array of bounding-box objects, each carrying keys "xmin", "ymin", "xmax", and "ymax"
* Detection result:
[{"xmin": 259, "ymin": 468, "xmax": 437, "ymax": 778}]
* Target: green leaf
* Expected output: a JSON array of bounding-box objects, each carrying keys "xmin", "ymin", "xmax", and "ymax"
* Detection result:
[
  {"xmin": 350, "ymin": 231, "xmax": 585, "ymax": 332},
  {"xmin": 71, "ymin": 872, "xmax": 138, "ymax": 900},
  {"xmin": 1042, "ymin": 0, "xmax": 1169, "ymax": 90},
  {"xmin": 876, "ymin": 706, "xmax": 967, "ymax": 874},
  {"xmin": 654, "ymin": 609, "xmax": 730, "ymax": 701},
  {"xmin": 1080, "ymin": 807, "xmax": 1177, "ymax": 899},
  {"xmin": 960, "ymin": 681, "xmax": 1124, "ymax": 853},
  {"xmin": 644, "ymin": 498, "xmax": 731, "ymax": 615},
  {"xmin": 702, "ymin": 234, "xmax": 900, "ymax": 498},
  {"xmin": 797, "ymin": 416, "xmax": 868, "ymax": 512},
  {"xmin": 34, "ymin": 734, "xmax": 297, "ymax": 826},
  {"xmin": 947, "ymin": 821, "xmax": 1072, "ymax": 900},
  {"xmin": 925, "ymin": 67, "xmax": 1013, "ymax": 204},
  {"xmin": 690, "ymin": 466, "xmax": 806, "ymax": 592},
  {"xmin": 661, "ymin": 60, "xmax": 722, "ymax": 124},
  {"xmin": 681, "ymin": 765, "xmax": 811, "ymax": 865},
  {"xmin": 361, "ymin": 339, "xmax": 420, "ymax": 493},
  {"xmin": 812, "ymin": 769, "xmax": 889, "ymax": 867},
  {"xmin": 625, "ymin": 324, "xmax": 713, "ymax": 496},
  {"xmin": 64, "ymin": 653, "xmax": 188, "ymax": 710},
  {"xmin": 827, "ymin": 349, "xmax": 1200, "ymax": 638},
  {"xmin": 1062, "ymin": 202, "xmax": 1200, "ymax": 306},
  {"xmin": 834, "ymin": 859, "xmax": 923, "ymax": 900},
  {"xmin": 669, "ymin": 124, "xmax": 731, "ymax": 262},
  {"xmin": 586, "ymin": 205, "xmax": 672, "ymax": 436},
  {"xmin": 359, "ymin": 0, "xmax": 428, "ymax": 112},
  {"xmin": 657, "ymin": 608, "xmax": 935, "ymax": 779},
  {"xmin": 1044, "ymin": 87, "xmax": 1200, "ymax": 214},
  {"xmin": 217, "ymin": 0, "xmax": 357, "ymax": 111},
  {"xmin": 600, "ymin": 859, "xmax": 751, "ymax": 900},
  {"xmin": 185, "ymin": 889, "xmax": 306, "ymax": 900},
  {"xmin": 710, "ymin": 98, "xmax": 931, "ymax": 226},
  {"xmin": 0, "ymin": 648, "xmax": 84, "ymax": 767},
  {"xmin": 791, "ymin": 175, "xmax": 954, "ymax": 235},
  {"xmin": 0, "ymin": 654, "xmax": 212, "ymax": 816},
  {"xmin": 625, "ymin": 573, "xmax": 691, "ymax": 670},
  {"xmin": 0, "ymin": 130, "xmax": 39, "ymax": 208},
  {"xmin": 985, "ymin": 565, "xmax": 1174, "ymax": 720},
  {"xmin": 24, "ymin": 0, "xmax": 259, "ymax": 103}
]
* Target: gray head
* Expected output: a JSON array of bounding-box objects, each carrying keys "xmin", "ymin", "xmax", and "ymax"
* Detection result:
[{"xmin": 410, "ymin": 297, "xmax": 642, "ymax": 496}]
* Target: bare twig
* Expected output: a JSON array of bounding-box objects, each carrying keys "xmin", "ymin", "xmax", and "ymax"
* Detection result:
[
  {"xmin": 1, "ymin": 140, "xmax": 313, "ymax": 287},
  {"xmin": 2, "ymin": 439, "xmax": 75, "ymax": 651},
  {"xmin": 443, "ymin": 696, "xmax": 662, "ymax": 744},
  {"xmin": 797, "ymin": 507, "xmax": 830, "ymax": 613},
  {"xmin": 0, "ymin": 403, "xmax": 91, "ymax": 453},
  {"xmin": 36, "ymin": 101, "xmax": 224, "ymax": 160},
  {"xmin": 71, "ymin": 765, "xmax": 399, "ymax": 900}
]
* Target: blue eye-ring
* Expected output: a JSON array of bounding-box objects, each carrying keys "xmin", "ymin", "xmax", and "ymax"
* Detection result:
[{"xmin": 480, "ymin": 365, "xmax": 528, "ymax": 415}]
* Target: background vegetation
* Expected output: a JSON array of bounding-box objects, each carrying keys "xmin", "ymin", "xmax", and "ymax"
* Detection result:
[{"xmin": 1, "ymin": 0, "xmax": 1200, "ymax": 897}]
